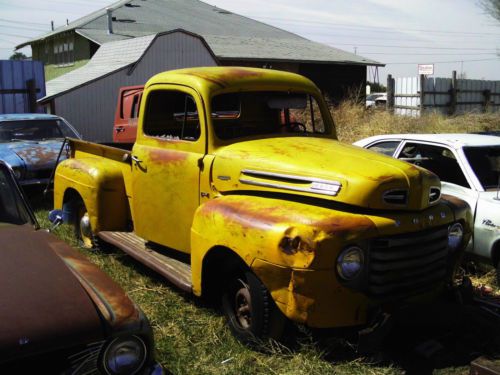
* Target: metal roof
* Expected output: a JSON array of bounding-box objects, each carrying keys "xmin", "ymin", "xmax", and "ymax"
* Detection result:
[
  {"xmin": 354, "ymin": 134, "xmax": 500, "ymax": 148},
  {"xmin": 18, "ymin": 0, "xmax": 381, "ymax": 66},
  {"xmin": 42, "ymin": 34, "xmax": 156, "ymax": 101}
]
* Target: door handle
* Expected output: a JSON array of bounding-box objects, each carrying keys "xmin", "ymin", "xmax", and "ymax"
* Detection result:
[
  {"xmin": 115, "ymin": 126, "xmax": 125, "ymax": 133},
  {"xmin": 131, "ymin": 155, "xmax": 142, "ymax": 164}
]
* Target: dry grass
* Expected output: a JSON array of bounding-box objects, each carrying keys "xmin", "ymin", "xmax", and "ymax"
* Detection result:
[{"xmin": 332, "ymin": 100, "xmax": 500, "ymax": 144}]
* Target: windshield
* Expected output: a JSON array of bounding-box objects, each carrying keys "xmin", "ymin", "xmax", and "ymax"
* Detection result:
[
  {"xmin": 211, "ymin": 91, "xmax": 329, "ymax": 141},
  {"xmin": 0, "ymin": 166, "xmax": 31, "ymax": 225},
  {"xmin": 366, "ymin": 94, "xmax": 384, "ymax": 101},
  {"xmin": 0, "ymin": 119, "xmax": 79, "ymax": 142},
  {"xmin": 463, "ymin": 146, "xmax": 500, "ymax": 190}
]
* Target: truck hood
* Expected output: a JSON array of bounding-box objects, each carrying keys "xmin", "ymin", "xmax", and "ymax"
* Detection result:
[
  {"xmin": 0, "ymin": 225, "xmax": 104, "ymax": 362},
  {"xmin": 0, "ymin": 140, "xmax": 62, "ymax": 172},
  {"xmin": 212, "ymin": 137, "xmax": 441, "ymax": 210}
]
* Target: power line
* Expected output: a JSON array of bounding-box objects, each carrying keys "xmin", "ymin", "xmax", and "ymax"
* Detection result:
[
  {"xmin": 0, "ymin": 23, "xmax": 49, "ymax": 32},
  {"xmin": 0, "ymin": 18, "xmax": 49, "ymax": 27},
  {"xmin": 385, "ymin": 58, "xmax": 499, "ymax": 65},
  {"xmin": 328, "ymin": 43, "xmax": 497, "ymax": 51},
  {"xmin": 366, "ymin": 52, "xmax": 498, "ymax": 56},
  {"xmin": 255, "ymin": 15, "xmax": 500, "ymax": 37}
]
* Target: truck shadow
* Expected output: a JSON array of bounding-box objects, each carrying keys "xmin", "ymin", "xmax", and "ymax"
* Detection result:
[{"xmin": 316, "ymin": 299, "xmax": 500, "ymax": 374}]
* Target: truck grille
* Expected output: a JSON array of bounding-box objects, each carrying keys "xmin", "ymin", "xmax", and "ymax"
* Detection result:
[{"xmin": 368, "ymin": 226, "xmax": 449, "ymax": 298}]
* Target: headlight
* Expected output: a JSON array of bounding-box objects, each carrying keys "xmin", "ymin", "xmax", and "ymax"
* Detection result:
[
  {"xmin": 103, "ymin": 335, "xmax": 147, "ymax": 375},
  {"xmin": 448, "ymin": 223, "xmax": 464, "ymax": 251},
  {"xmin": 336, "ymin": 246, "xmax": 364, "ymax": 280}
]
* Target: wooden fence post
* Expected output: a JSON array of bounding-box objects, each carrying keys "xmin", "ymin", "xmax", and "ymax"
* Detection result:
[
  {"xmin": 26, "ymin": 79, "xmax": 37, "ymax": 113},
  {"xmin": 386, "ymin": 74, "xmax": 395, "ymax": 113},
  {"xmin": 419, "ymin": 74, "xmax": 425, "ymax": 116},
  {"xmin": 448, "ymin": 70, "xmax": 457, "ymax": 115},
  {"xmin": 483, "ymin": 89, "xmax": 491, "ymax": 113}
]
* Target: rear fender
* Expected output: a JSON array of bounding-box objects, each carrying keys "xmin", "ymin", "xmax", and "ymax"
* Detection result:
[{"xmin": 54, "ymin": 158, "xmax": 129, "ymax": 232}]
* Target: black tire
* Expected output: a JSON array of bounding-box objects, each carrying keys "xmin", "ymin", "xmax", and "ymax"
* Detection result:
[
  {"xmin": 496, "ymin": 261, "xmax": 500, "ymax": 287},
  {"xmin": 222, "ymin": 271, "xmax": 286, "ymax": 345}
]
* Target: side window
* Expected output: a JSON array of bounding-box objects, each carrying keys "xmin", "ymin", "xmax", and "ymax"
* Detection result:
[
  {"xmin": 367, "ymin": 141, "xmax": 400, "ymax": 156},
  {"xmin": 143, "ymin": 90, "xmax": 200, "ymax": 141},
  {"xmin": 398, "ymin": 143, "xmax": 470, "ymax": 188}
]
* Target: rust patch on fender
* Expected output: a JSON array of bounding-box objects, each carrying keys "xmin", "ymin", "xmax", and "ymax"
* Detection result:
[
  {"xmin": 314, "ymin": 215, "xmax": 376, "ymax": 236},
  {"xmin": 64, "ymin": 159, "xmax": 96, "ymax": 174},
  {"xmin": 42, "ymin": 232, "xmax": 139, "ymax": 328}
]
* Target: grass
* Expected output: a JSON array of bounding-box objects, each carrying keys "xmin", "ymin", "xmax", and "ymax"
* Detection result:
[
  {"xmin": 45, "ymin": 60, "xmax": 89, "ymax": 81},
  {"xmin": 31, "ymin": 105, "xmax": 500, "ymax": 374}
]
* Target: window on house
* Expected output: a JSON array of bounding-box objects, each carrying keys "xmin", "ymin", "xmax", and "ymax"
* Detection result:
[
  {"xmin": 143, "ymin": 90, "xmax": 200, "ymax": 141},
  {"xmin": 53, "ymin": 34, "xmax": 75, "ymax": 66}
]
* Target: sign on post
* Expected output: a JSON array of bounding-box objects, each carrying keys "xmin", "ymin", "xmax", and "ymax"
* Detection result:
[{"xmin": 418, "ymin": 64, "xmax": 434, "ymax": 75}]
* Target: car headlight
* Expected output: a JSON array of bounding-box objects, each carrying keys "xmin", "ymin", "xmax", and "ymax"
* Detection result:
[
  {"xmin": 103, "ymin": 335, "xmax": 147, "ymax": 375},
  {"xmin": 448, "ymin": 223, "xmax": 464, "ymax": 251},
  {"xmin": 336, "ymin": 246, "xmax": 364, "ymax": 280}
]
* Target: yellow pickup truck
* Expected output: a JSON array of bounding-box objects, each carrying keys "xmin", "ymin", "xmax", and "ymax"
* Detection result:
[{"xmin": 53, "ymin": 67, "xmax": 471, "ymax": 345}]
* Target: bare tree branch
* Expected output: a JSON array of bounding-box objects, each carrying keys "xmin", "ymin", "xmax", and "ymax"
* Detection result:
[{"xmin": 479, "ymin": 0, "xmax": 500, "ymax": 22}]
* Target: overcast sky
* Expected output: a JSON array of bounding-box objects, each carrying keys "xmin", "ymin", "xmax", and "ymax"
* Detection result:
[{"xmin": 1, "ymin": 0, "xmax": 499, "ymax": 82}]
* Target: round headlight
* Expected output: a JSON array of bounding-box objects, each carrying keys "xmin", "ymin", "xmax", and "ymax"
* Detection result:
[
  {"xmin": 103, "ymin": 336, "xmax": 147, "ymax": 375},
  {"xmin": 448, "ymin": 223, "xmax": 464, "ymax": 251},
  {"xmin": 336, "ymin": 246, "xmax": 364, "ymax": 280}
]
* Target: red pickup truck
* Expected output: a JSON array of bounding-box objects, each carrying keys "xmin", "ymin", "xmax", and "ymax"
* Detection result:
[{"xmin": 113, "ymin": 85, "xmax": 143, "ymax": 143}]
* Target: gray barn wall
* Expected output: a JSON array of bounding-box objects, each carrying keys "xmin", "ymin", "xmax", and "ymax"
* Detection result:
[{"xmin": 53, "ymin": 32, "xmax": 217, "ymax": 142}]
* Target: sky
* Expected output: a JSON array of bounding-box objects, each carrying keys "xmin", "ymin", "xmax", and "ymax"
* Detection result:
[{"xmin": 1, "ymin": 0, "xmax": 499, "ymax": 82}]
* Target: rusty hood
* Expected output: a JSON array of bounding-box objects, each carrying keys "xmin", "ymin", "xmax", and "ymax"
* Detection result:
[
  {"xmin": 0, "ymin": 140, "xmax": 62, "ymax": 172},
  {"xmin": 0, "ymin": 224, "xmax": 104, "ymax": 361},
  {"xmin": 212, "ymin": 137, "xmax": 441, "ymax": 210}
]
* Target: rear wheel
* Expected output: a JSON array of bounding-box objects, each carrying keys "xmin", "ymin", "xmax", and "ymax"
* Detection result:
[
  {"xmin": 222, "ymin": 271, "xmax": 286, "ymax": 345},
  {"xmin": 496, "ymin": 261, "xmax": 500, "ymax": 287}
]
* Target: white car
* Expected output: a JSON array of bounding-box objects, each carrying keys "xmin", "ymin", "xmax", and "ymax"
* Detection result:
[
  {"xmin": 366, "ymin": 93, "xmax": 387, "ymax": 108},
  {"xmin": 354, "ymin": 133, "xmax": 500, "ymax": 281}
]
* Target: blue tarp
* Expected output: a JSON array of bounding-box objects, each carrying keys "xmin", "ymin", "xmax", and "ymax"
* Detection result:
[{"xmin": 0, "ymin": 60, "xmax": 46, "ymax": 114}]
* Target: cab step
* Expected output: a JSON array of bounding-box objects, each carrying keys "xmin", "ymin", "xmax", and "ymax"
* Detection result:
[{"xmin": 97, "ymin": 231, "xmax": 192, "ymax": 293}]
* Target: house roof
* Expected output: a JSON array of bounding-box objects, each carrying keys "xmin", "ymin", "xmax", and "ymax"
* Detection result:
[
  {"xmin": 18, "ymin": 0, "xmax": 382, "ymax": 67},
  {"xmin": 42, "ymin": 34, "xmax": 156, "ymax": 101}
]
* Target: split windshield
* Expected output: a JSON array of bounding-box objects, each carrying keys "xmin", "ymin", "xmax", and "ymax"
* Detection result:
[
  {"xmin": 0, "ymin": 119, "xmax": 78, "ymax": 142},
  {"xmin": 211, "ymin": 91, "xmax": 328, "ymax": 140},
  {"xmin": 463, "ymin": 146, "xmax": 500, "ymax": 190},
  {"xmin": 0, "ymin": 166, "xmax": 31, "ymax": 225}
]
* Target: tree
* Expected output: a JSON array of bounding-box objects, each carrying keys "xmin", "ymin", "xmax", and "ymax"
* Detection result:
[
  {"xmin": 9, "ymin": 52, "xmax": 28, "ymax": 60},
  {"xmin": 480, "ymin": 0, "xmax": 500, "ymax": 22}
]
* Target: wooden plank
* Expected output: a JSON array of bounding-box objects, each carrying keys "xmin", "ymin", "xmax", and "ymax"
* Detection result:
[{"xmin": 98, "ymin": 231, "xmax": 192, "ymax": 293}]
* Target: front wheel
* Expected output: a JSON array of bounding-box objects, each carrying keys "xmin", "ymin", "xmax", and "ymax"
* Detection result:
[{"xmin": 222, "ymin": 271, "xmax": 286, "ymax": 345}]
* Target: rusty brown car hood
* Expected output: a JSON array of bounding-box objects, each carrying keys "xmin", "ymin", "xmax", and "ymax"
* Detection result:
[{"xmin": 0, "ymin": 224, "xmax": 104, "ymax": 361}]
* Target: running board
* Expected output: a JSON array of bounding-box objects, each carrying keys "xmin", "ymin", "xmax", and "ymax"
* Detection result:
[{"xmin": 97, "ymin": 231, "xmax": 192, "ymax": 293}]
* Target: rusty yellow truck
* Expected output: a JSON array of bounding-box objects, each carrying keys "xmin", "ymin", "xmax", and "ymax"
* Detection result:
[{"xmin": 53, "ymin": 67, "xmax": 472, "ymax": 345}]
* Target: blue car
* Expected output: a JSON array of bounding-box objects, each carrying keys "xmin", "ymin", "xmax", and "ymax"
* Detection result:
[{"xmin": 0, "ymin": 113, "xmax": 81, "ymax": 186}]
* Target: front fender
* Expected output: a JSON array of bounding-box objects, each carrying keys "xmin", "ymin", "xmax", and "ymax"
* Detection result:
[{"xmin": 190, "ymin": 195, "xmax": 378, "ymax": 296}]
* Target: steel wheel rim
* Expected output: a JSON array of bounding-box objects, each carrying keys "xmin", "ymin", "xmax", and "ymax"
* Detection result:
[{"xmin": 234, "ymin": 284, "xmax": 252, "ymax": 329}]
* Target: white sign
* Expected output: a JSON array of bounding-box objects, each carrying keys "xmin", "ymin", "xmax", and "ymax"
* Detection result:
[{"xmin": 418, "ymin": 64, "xmax": 434, "ymax": 75}]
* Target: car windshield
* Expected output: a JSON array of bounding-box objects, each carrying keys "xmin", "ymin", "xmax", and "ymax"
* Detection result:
[
  {"xmin": 463, "ymin": 146, "xmax": 500, "ymax": 190},
  {"xmin": 0, "ymin": 166, "xmax": 31, "ymax": 225},
  {"xmin": 366, "ymin": 94, "xmax": 384, "ymax": 101},
  {"xmin": 211, "ymin": 91, "xmax": 329, "ymax": 141},
  {"xmin": 0, "ymin": 119, "xmax": 78, "ymax": 142}
]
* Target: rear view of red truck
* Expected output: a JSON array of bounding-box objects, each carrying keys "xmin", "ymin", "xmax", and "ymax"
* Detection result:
[{"xmin": 113, "ymin": 85, "xmax": 143, "ymax": 143}]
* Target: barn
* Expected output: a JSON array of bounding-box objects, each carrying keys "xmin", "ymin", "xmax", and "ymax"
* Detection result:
[{"xmin": 26, "ymin": 0, "xmax": 382, "ymax": 141}]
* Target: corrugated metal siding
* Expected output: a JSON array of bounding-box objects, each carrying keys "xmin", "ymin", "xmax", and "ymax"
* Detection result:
[
  {"xmin": 53, "ymin": 32, "xmax": 217, "ymax": 142},
  {"xmin": 0, "ymin": 60, "xmax": 46, "ymax": 114}
]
